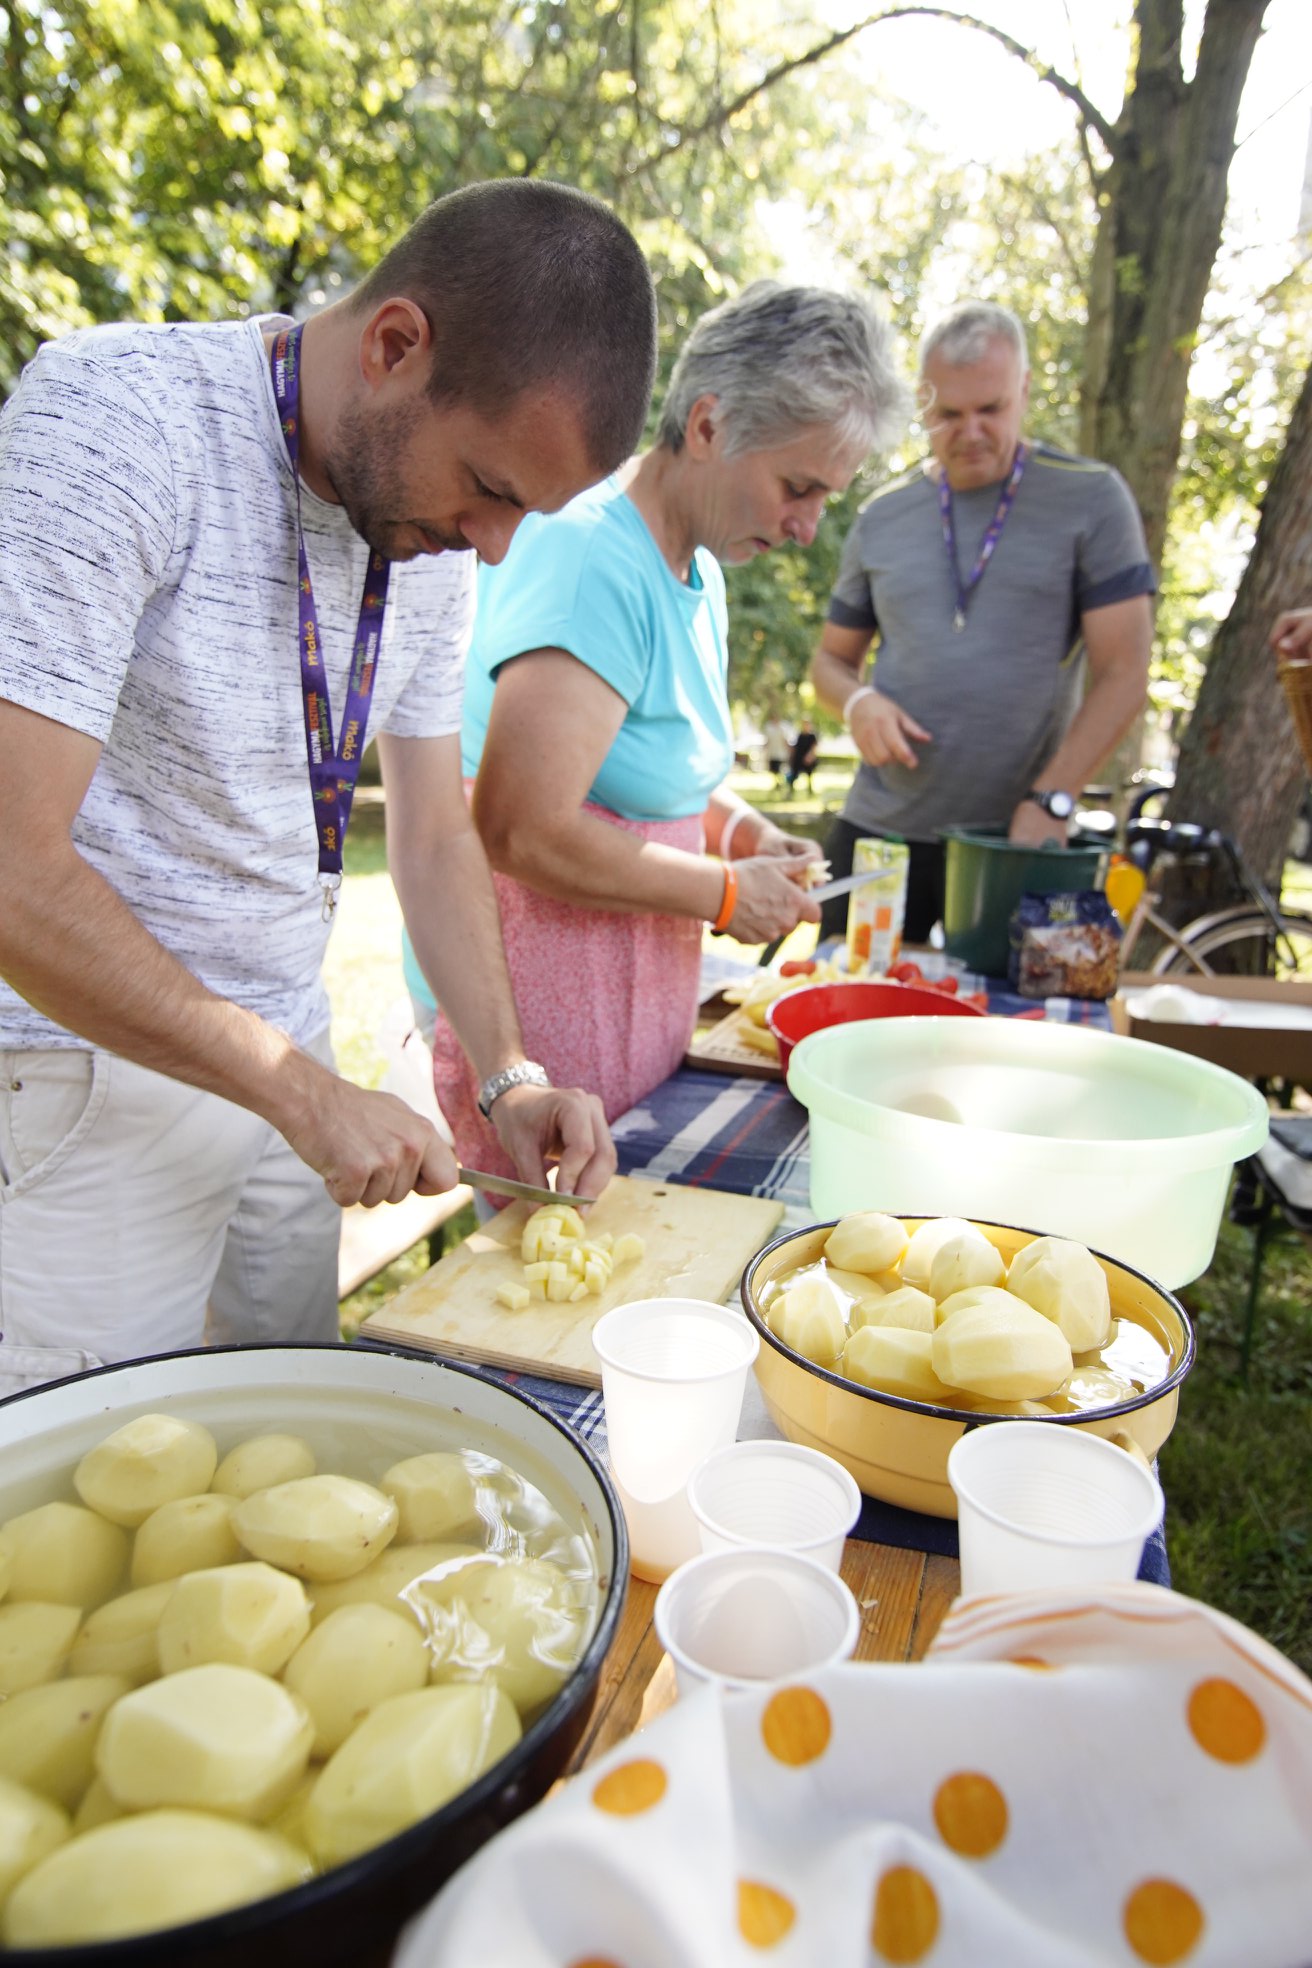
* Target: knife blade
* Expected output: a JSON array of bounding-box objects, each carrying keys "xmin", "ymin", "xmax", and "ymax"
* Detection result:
[
  {"xmin": 806, "ymin": 869, "xmax": 885, "ymax": 904},
  {"xmin": 456, "ymin": 1166, "xmax": 591, "ymax": 1209}
]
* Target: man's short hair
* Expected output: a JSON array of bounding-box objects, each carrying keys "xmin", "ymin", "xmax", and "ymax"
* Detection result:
[
  {"xmin": 656, "ymin": 281, "xmax": 908, "ymax": 462},
  {"xmin": 352, "ymin": 180, "xmax": 657, "ymax": 474},
  {"xmin": 919, "ymin": 302, "xmax": 1028, "ymax": 375}
]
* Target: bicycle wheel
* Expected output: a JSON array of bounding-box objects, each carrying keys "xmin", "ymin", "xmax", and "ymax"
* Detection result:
[{"xmin": 1158, "ymin": 907, "xmax": 1312, "ymax": 981}]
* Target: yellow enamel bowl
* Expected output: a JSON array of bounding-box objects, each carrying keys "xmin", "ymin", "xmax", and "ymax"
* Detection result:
[{"xmin": 740, "ymin": 1218, "xmax": 1194, "ymax": 1519}]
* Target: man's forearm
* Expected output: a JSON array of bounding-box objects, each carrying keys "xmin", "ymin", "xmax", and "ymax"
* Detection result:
[
  {"xmin": 1036, "ymin": 663, "xmax": 1148, "ymax": 796},
  {"xmin": 811, "ymin": 642, "xmax": 867, "ymax": 719}
]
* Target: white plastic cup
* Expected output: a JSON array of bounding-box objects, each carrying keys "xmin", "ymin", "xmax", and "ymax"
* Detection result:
[
  {"xmin": 947, "ymin": 1422, "xmax": 1165, "ymax": 1598},
  {"xmin": 687, "ymin": 1441, "xmax": 862, "ymax": 1572},
  {"xmin": 654, "ymin": 1546, "xmax": 860, "ymax": 1696},
  {"xmin": 591, "ymin": 1298, "xmax": 759, "ymax": 1583}
]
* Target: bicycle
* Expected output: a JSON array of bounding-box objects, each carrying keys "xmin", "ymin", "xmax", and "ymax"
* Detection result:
[{"xmin": 1111, "ymin": 818, "xmax": 1312, "ymax": 979}]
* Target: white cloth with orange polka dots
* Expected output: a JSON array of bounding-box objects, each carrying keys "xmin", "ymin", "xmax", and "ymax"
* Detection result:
[{"xmin": 394, "ymin": 1584, "xmax": 1312, "ymax": 1968}]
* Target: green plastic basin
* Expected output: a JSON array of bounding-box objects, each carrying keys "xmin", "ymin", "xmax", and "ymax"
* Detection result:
[{"xmin": 942, "ymin": 827, "xmax": 1105, "ymax": 977}]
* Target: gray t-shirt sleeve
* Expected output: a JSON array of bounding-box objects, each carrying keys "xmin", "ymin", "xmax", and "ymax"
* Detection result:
[
  {"xmin": 826, "ymin": 508, "xmax": 880, "ymax": 633},
  {"xmin": 1076, "ymin": 467, "xmax": 1155, "ymax": 612}
]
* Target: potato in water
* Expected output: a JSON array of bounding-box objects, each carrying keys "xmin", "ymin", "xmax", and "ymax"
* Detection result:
[
  {"xmin": 74, "ymin": 1414, "xmax": 218, "ymax": 1526},
  {"xmin": 96, "ymin": 1662, "xmax": 313, "ymax": 1820},
  {"xmin": 233, "ymin": 1475, "xmax": 399, "ymax": 1582}
]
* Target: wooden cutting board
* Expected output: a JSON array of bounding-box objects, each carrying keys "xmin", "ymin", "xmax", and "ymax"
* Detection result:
[
  {"xmin": 359, "ymin": 1174, "xmax": 784, "ymax": 1387},
  {"xmin": 686, "ymin": 1006, "xmax": 784, "ymax": 1079}
]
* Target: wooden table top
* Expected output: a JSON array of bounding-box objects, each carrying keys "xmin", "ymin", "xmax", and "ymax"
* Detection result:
[{"xmin": 565, "ymin": 1536, "xmax": 961, "ymax": 1776}]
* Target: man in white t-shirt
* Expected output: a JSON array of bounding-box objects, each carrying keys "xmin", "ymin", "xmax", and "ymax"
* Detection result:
[{"xmin": 0, "ymin": 180, "xmax": 657, "ymax": 1392}]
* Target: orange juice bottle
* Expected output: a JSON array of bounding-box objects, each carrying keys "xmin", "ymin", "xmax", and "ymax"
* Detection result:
[{"xmin": 845, "ymin": 838, "xmax": 910, "ymax": 975}]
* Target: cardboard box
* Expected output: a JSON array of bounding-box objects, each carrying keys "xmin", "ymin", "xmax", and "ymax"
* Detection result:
[{"xmin": 1111, "ymin": 972, "xmax": 1312, "ymax": 1081}]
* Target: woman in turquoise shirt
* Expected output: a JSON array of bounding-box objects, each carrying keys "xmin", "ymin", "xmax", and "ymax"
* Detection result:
[{"xmin": 428, "ymin": 282, "xmax": 908, "ymax": 1172}]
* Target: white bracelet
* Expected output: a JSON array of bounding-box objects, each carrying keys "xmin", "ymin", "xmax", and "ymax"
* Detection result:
[
  {"xmin": 843, "ymin": 685, "xmax": 876, "ymax": 726},
  {"xmin": 718, "ymin": 806, "xmax": 753, "ymax": 861}
]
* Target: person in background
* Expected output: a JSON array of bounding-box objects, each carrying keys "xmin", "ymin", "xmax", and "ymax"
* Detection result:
[
  {"xmin": 786, "ymin": 722, "xmax": 820, "ymax": 795},
  {"xmin": 762, "ymin": 704, "xmax": 792, "ymax": 785},
  {"xmin": 811, "ymin": 299, "xmax": 1153, "ymax": 944},
  {"xmin": 0, "ymin": 179, "xmax": 656, "ymax": 1391},
  {"xmin": 425, "ymin": 282, "xmax": 909, "ymax": 1178}
]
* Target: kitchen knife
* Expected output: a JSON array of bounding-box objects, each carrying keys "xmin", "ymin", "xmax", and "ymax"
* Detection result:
[
  {"xmin": 456, "ymin": 1167, "xmax": 591, "ymax": 1209},
  {"xmin": 806, "ymin": 869, "xmax": 885, "ymax": 905}
]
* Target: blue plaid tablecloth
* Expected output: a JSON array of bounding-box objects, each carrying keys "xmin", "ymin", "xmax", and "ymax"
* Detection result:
[{"xmin": 467, "ymin": 1018, "xmax": 1168, "ymax": 1585}]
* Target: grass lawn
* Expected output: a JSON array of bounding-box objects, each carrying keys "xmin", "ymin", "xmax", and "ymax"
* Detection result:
[{"xmin": 327, "ymin": 775, "xmax": 1312, "ymax": 1671}]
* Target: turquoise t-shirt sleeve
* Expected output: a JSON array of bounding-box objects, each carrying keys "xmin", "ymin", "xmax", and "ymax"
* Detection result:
[{"xmin": 472, "ymin": 506, "xmax": 653, "ymax": 707}]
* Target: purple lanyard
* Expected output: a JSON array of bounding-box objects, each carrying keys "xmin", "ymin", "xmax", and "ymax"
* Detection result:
[
  {"xmin": 270, "ymin": 324, "xmax": 391, "ymax": 920},
  {"xmin": 937, "ymin": 441, "xmax": 1029, "ymax": 632}
]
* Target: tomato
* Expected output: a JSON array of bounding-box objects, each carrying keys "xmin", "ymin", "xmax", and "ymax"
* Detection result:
[
  {"xmin": 926, "ymin": 975, "xmax": 959, "ymax": 994},
  {"xmin": 961, "ymin": 991, "xmax": 990, "ymax": 1012},
  {"xmin": 887, "ymin": 960, "xmax": 923, "ymax": 984},
  {"xmin": 779, "ymin": 959, "xmax": 818, "ymax": 977}
]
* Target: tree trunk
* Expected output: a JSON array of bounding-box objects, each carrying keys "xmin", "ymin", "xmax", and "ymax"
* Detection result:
[{"xmin": 1166, "ymin": 359, "xmax": 1312, "ymax": 887}]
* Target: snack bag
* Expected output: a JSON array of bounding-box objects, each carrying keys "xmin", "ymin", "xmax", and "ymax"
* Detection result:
[
  {"xmin": 1007, "ymin": 890, "xmax": 1122, "ymax": 1001},
  {"xmin": 846, "ymin": 838, "xmax": 910, "ymax": 976}
]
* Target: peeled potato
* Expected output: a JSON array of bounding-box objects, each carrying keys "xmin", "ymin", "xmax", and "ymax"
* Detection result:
[
  {"xmin": 767, "ymin": 1275, "xmax": 847, "ymax": 1364},
  {"xmin": 421, "ymin": 1557, "xmax": 588, "ymax": 1715},
  {"xmin": 2, "ymin": 1809, "xmax": 311, "ymax": 1947},
  {"xmin": 380, "ymin": 1453, "xmax": 479, "ymax": 1544},
  {"xmin": 849, "ymin": 1285, "xmax": 937, "ymax": 1335},
  {"xmin": 824, "ymin": 1211, "xmax": 908, "ymax": 1277},
  {"xmin": 933, "ymin": 1292, "xmax": 1074, "ymax": 1399},
  {"xmin": 900, "ymin": 1216, "xmax": 977, "ymax": 1291},
  {"xmin": 68, "ymin": 1581, "xmax": 173, "ymax": 1687},
  {"xmin": 211, "ymin": 1434, "xmax": 317, "ymax": 1500},
  {"xmin": 71, "ymin": 1778, "xmax": 122, "ymax": 1835},
  {"xmin": 283, "ymin": 1604, "xmax": 429, "ymax": 1757},
  {"xmin": 0, "ymin": 1776, "xmax": 69, "ymax": 1907},
  {"xmin": 0, "ymin": 1676, "xmax": 129, "ymax": 1812},
  {"xmin": 131, "ymin": 1492, "xmax": 242, "ymax": 1587},
  {"xmin": 233, "ymin": 1476, "xmax": 398, "ymax": 1582},
  {"xmin": 1006, "ymin": 1235, "xmax": 1113, "ymax": 1353},
  {"xmin": 823, "ymin": 1265, "xmax": 889, "ymax": 1305},
  {"xmin": 0, "ymin": 1603, "xmax": 82, "ymax": 1697},
  {"xmin": 927, "ymin": 1231, "xmax": 1006, "ymax": 1303},
  {"xmin": 841, "ymin": 1326, "xmax": 957, "ymax": 1405},
  {"xmin": 304, "ymin": 1684, "xmax": 521, "ymax": 1869},
  {"xmin": 73, "ymin": 1415, "xmax": 218, "ymax": 1528},
  {"xmin": 307, "ymin": 1541, "xmax": 482, "ymax": 1629},
  {"xmin": 156, "ymin": 1562, "xmax": 310, "ymax": 1677},
  {"xmin": 96, "ymin": 1663, "xmax": 313, "ymax": 1821},
  {"xmin": 2, "ymin": 1502, "xmax": 128, "ymax": 1611}
]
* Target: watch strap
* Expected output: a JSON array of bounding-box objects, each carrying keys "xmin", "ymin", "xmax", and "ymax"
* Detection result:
[{"xmin": 477, "ymin": 1060, "xmax": 552, "ymax": 1119}]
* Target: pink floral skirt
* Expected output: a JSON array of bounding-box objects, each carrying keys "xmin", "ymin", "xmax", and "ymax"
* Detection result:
[{"xmin": 431, "ymin": 798, "xmax": 706, "ymax": 1177}]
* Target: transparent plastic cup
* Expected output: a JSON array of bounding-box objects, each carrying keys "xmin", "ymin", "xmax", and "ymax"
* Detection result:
[
  {"xmin": 591, "ymin": 1298, "xmax": 759, "ymax": 1584},
  {"xmin": 947, "ymin": 1421, "xmax": 1164, "ymax": 1598},
  {"xmin": 654, "ymin": 1546, "xmax": 861, "ymax": 1696},
  {"xmin": 687, "ymin": 1441, "xmax": 862, "ymax": 1572}
]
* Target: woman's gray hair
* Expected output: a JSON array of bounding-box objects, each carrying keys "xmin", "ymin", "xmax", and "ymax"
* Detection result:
[
  {"xmin": 657, "ymin": 281, "xmax": 908, "ymax": 461},
  {"xmin": 919, "ymin": 301, "xmax": 1028, "ymax": 375}
]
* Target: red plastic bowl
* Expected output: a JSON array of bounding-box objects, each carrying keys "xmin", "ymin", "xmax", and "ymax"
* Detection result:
[{"xmin": 765, "ymin": 978, "xmax": 986, "ymax": 1075}]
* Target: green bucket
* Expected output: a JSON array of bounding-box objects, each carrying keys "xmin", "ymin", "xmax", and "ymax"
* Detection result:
[{"xmin": 941, "ymin": 827, "xmax": 1105, "ymax": 977}]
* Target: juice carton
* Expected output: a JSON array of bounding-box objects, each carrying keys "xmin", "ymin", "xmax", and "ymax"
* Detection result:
[{"xmin": 845, "ymin": 838, "xmax": 910, "ymax": 976}]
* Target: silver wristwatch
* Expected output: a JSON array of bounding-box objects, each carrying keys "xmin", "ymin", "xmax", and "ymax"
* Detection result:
[{"xmin": 477, "ymin": 1060, "xmax": 552, "ymax": 1119}]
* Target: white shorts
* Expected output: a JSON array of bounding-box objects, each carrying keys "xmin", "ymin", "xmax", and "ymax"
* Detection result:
[{"xmin": 0, "ymin": 1034, "xmax": 342, "ymax": 1396}]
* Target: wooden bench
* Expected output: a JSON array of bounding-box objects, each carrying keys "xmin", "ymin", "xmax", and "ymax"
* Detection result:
[{"xmin": 337, "ymin": 1184, "xmax": 473, "ymax": 1301}]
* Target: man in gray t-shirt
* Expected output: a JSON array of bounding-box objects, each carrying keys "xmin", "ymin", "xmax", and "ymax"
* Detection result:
[{"xmin": 811, "ymin": 301, "xmax": 1154, "ymax": 943}]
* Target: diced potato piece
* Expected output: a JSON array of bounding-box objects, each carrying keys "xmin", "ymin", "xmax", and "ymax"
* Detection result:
[
  {"xmin": 933, "ymin": 1293, "xmax": 1074, "ymax": 1399},
  {"xmin": 522, "ymin": 1261, "xmax": 553, "ymax": 1283},
  {"xmin": 849, "ymin": 1284, "xmax": 937, "ymax": 1335},
  {"xmin": 308, "ymin": 1542, "xmax": 482, "ymax": 1629},
  {"xmin": 71, "ymin": 1778, "xmax": 121, "ymax": 1834},
  {"xmin": 824, "ymin": 1211, "xmax": 908, "ymax": 1276},
  {"xmin": 521, "ymin": 1205, "xmax": 585, "ymax": 1264},
  {"xmin": 841, "ymin": 1326, "xmax": 957, "ymax": 1405},
  {"xmin": 567, "ymin": 1282, "xmax": 589, "ymax": 1301},
  {"xmin": 900, "ymin": 1217, "xmax": 978, "ymax": 1291},
  {"xmin": 421, "ymin": 1556, "xmax": 589, "ymax": 1716},
  {"xmin": 73, "ymin": 1415, "xmax": 218, "ymax": 1527},
  {"xmin": 211, "ymin": 1434, "xmax": 316, "ymax": 1500},
  {"xmin": 68, "ymin": 1582, "xmax": 173, "ymax": 1686},
  {"xmin": 1006, "ymin": 1235, "xmax": 1113, "ymax": 1353},
  {"xmin": 283, "ymin": 1604, "xmax": 429, "ymax": 1757},
  {"xmin": 96, "ymin": 1663, "xmax": 313, "ymax": 1820},
  {"xmin": 593, "ymin": 1231, "xmax": 614, "ymax": 1251},
  {"xmin": 767, "ymin": 1274, "xmax": 847, "ymax": 1364},
  {"xmin": 0, "ymin": 1604, "xmax": 81, "ymax": 1697},
  {"xmin": 546, "ymin": 1273, "xmax": 573, "ymax": 1302},
  {"xmin": 0, "ymin": 1675, "xmax": 129, "ymax": 1812},
  {"xmin": 156, "ymin": 1561, "xmax": 310, "ymax": 1677},
  {"xmin": 304, "ymin": 1684, "xmax": 521, "ymax": 1869},
  {"xmin": 496, "ymin": 1282, "xmax": 530, "ymax": 1311},
  {"xmin": 928, "ymin": 1230, "xmax": 1005, "ymax": 1302},
  {"xmin": 612, "ymin": 1232, "xmax": 644, "ymax": 1265},
  {"xmin": 233, "ymin": 1475, "xmax": 398, "ymax": 1582},
  {"xmin": 131, "ymin": 1491, "xmax": 242, "ymax": 1588},
  {"xmin": 3, "ymin": 1809, "xmax": 311, "ymax": 1947},
  {"xmin": 0, "ymin": 1776, "xmax": 68, "ymax": 1906},
  {"xmin": 583, "ymin": 1262, "xmax": 609, "ymax": 1294},
  {"xmin": 2, "ymin": 1502, "xmax": 128, "ymax": 1610},
  {"xmin": 380, "ymin": 1453, "xmax": 479, "ymax": 1545}
]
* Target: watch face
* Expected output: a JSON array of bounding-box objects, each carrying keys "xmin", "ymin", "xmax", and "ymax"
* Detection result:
[{"xmin": 1046, "ymin": 790, "xmax": 1075, "ymax": 820}]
